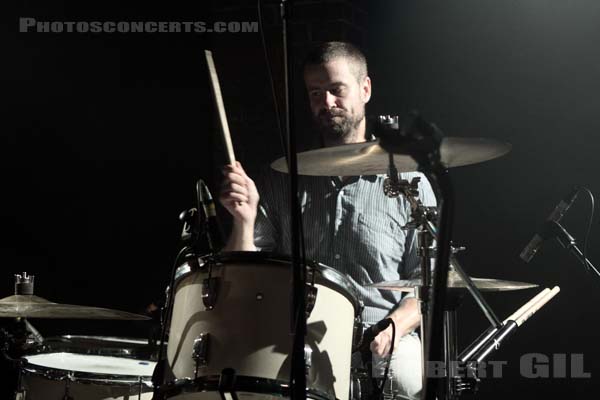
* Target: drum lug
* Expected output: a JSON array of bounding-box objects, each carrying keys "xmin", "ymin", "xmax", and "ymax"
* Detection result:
[
  {"xmin": 202, "ymin": 278, "xmax": 220, "ymax": 310},
  {"xmin": 352, "ymin": 313, "xmax": 365, "ymax": 351},
  {"xmin": 305, "ymin": 285, "xmax": 318, "ymax": 318},
  {"xmin": 192, "ymin": 333, "xmax": 210, "ymax": 373},
  {"xmin": 14, "ymin": 389, "xmax": 26, "ymax": 400},
  {"xmin": 304, "ymin": 345, "xmax": 313, "ymax": 371}
]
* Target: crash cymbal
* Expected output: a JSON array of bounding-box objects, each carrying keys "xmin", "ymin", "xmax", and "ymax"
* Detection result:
[
  {"xmin": 0, "ymin": 295, "xmax": 150, "ymax": 320},
  {"xmin": 368, "ymin": 269, "xmax": 538, "ymax": 292},
  {"xmin": 271, "ymin": 137, "xmax": 511, "ymax": 176}
]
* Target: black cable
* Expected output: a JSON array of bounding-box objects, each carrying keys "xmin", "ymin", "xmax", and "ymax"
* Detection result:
[
  {"xmin": 257, "ymin": 0, "xmax": 308, "ymax": 271},
  {"xmin": 580, "ymin": 186, "xmax": 595, "ymax": 275},
  {"xmin": 257, "ymin": 0, "xmax": 286, "ymax": 157},
  {"xmin": 152, "ymin": 245, "xmax": 193, "ymax": 398},
  {"xmin": 377, "ymin": 320, "xmax": 396, "ymax": 400}
]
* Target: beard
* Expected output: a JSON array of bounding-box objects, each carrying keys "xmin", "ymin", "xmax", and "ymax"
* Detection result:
[{"xmin": 313, "ymin": 107, "xmax": 364, "ymax": 144}]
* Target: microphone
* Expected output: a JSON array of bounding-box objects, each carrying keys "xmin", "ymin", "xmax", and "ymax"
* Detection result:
[
  {"xmin": 520, "ymin": 186, "xmax": 579, "ymax": 263},
  {"xmin": 357, "ymin": 317, "xmax": 393, "ymax": 352},
  {"xmin": 197, "ymin": 179, "xmax": 224, "ymax": 252}
]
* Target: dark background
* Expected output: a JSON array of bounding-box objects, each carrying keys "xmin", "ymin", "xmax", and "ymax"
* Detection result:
[{"xmin": 1, "ymin": 0, "xmax": 599, "ymax": 398}]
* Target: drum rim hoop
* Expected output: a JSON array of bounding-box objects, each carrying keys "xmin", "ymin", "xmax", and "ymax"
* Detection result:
[
  {"xmin": 161, "ymin": 375, "xmax": 334, "ymax": 400},
  {"xmin": 174, "ymin": 251, "xmax": 363, "ymax": 315},
  {"xmin": 34, "ymin": 335, "xmax": 164, "ymax": 361},
  {"xmin": 20, "ymin": 353, "xmax": 155, "ymax": 386}
]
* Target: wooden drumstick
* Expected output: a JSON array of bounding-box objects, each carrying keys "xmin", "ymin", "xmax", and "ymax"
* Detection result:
[
  {"xmin": 205, "ymin": 50, "xmax": 236, "ymax": 166},
  {"xmin": 504, "ymin": 287, "xmax": 550, "ymax": 323},
  {"xmin": 515, "ymin": 286, "xmax": 560, "ymax": 326}
]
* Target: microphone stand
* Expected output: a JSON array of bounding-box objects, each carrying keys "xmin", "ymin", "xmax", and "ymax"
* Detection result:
[
  {"xmin": 280, "ymin": 1, "xmax": 307, "ymax": 400},
  {"xmin": 547, "ymin": 220, "xmax": 600, "ymax": 278}
]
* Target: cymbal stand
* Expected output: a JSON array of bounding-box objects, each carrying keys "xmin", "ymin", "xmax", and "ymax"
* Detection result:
[{"xmin": 386, "ymin": 177, "xmax": 502, "ymax": 399}]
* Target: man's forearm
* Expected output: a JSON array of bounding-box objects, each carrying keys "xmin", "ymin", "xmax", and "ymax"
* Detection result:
[
  {"xmin": 388, "ymin": 297, "xmax": 421, "ymax": 337},
  {"xmin": 223, "ymin": 221, "xmax": 257, "ymax": 251}
]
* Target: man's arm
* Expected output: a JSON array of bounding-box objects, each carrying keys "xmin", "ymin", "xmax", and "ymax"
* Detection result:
[
  {"xmin": 220, "ymin": 162, "xmax": 259, "ymax": 251},
  {"xmin": 370, "ymin": 297, "xmax": 420, "ymax": 356},
  {"xmin": 371, "ymin": 173, "xmax": 437, "ymax": 357}
]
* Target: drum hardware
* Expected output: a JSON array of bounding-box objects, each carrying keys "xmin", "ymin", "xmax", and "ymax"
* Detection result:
[
  {"xmin": 14, "ymin": 272, "xmax": 34, "ymax": 296},
  {"xmin": 369, "ymin": 113, "xmax": 516, "ymax": 400},
  {"xmin": 453, "ymin": 287, "xmax": 560, "ymax": 396},
  {"xmin": 218, "ymin": 367, "xmax": 239, "ymax": 400},
  {"xmin": 192, "ymin": 333, "xmax": 210, "ymax": 377},
  {"xmin": 305, "ymin": 286, "xmax": 318, "ymax": 318},
  {"xmin": 304, "ymin": 345, "xmax": 313, "ymax": 370},
  {"xmin": 202, "ymin": 277, "xmax": 220, "ymax": 310},
  {"xmin": 352, "ymin": 315, "xmax": 364, "ymax": 351},
  {"xmin": 63, "ymin": 376, "xmax": 74, "ymax": 400},
  {"xmin": 0, "ymin": 273, "xmax": 150, "ymax": 320}
]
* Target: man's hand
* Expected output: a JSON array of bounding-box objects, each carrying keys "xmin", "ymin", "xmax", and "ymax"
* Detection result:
[
  {"xmin": 220, "ymin": 162, "xmax": 260, "ymax": 251},
  {"xmin": 370, "ymin": 325, "xmax": 395, "ymax": 357},
  {"xmin": 220, "ymin": 162, "xmax": 259, "ymax": 224},
  {"xmin": 370, "ymin": 297, "xmax": 421, "ymax": 357}
]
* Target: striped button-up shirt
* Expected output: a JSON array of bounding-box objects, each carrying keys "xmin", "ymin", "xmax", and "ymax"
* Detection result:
[{"xmin": 254, "ymin": 168, "xmax": 437, "ymax": 324}]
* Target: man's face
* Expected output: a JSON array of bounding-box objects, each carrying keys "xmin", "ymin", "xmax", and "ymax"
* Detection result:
[{"xmin": 304, "ymin": 57, "xmax": 371, "ymax": 145}]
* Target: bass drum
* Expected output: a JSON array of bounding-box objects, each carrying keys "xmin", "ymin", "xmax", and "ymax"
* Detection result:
[
  {"xmin": 19, "ymin": 336, "xmax": 158, "ymax": 399},
  {"xmin": 164, "ymin": 252, "xmax": 362, "ymax": 400}
]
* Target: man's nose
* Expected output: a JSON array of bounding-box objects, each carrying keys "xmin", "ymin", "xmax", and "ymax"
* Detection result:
[{"xmin": 324, "ymin": 91, "xmax": 337, "ymax": 109}]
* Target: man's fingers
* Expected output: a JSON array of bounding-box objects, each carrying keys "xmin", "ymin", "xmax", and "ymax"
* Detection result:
[
  {"xmin": 227, "ymin": 182, "xmax": 248, "ymax": 197},
  {"xmin": 222, "ymin": 192, "xmax": 249, "ymax": 203},
  {"xmin": 222, "ymin": 172, "xmax": 247, "ymax": 187}
]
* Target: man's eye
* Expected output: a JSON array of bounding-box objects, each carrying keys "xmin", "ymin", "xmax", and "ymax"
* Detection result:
[{"xmin": 310, "ymin": 91, "xmax": 321, "ymax": 98}]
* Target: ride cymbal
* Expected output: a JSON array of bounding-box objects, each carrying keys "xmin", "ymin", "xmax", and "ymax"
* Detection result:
[{"xmin": 271, "ymin": 137, "xmax": 511, "ymax": 176}]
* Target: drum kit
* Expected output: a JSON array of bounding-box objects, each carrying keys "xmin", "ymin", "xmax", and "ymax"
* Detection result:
[{"xmin": 1, "ymin": 123, "xmax": 561, "ymax": 400}]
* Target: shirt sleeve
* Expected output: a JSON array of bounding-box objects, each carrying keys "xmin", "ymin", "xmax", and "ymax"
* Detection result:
[
  {"xmin": 254, "ymin": 203, "xmax": 278, "ymax": 251},
  {"xmin": 253, "ymin": 168, "xmax": 283, "ymax": 252}
]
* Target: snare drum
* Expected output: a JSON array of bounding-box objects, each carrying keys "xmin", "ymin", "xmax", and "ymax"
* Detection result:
[
  {"xmin": 19, "ymin": 336, "xmax": 157, "ymax": 399},
  {"xmin": 164, "ymin": 252, "xmax": 362, "ymax": 400}
]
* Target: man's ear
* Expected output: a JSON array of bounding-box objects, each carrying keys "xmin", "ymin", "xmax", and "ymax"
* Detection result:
[{"xmin": 362, "ymin": 76, "xmax": 372, "ymax": 103}]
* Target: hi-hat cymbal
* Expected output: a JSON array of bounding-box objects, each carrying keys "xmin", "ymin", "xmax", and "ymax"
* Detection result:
[
  {"xmin": 271, "ymin": 137, "xmax": 511, "ymax": 176},
  {"xmin": 368, "ymin": 270, "xmax": 537, "ymax": 292},
  {"xmin": 0, "ymin": 295, "xmax": 150, "ymax": 320}
]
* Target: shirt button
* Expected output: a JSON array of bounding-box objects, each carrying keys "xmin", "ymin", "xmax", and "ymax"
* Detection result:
[{"xmin": 334, "ymin": 254, "xmax": 341, "ymax": 260}]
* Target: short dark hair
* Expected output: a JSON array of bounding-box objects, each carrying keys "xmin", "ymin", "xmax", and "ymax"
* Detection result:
[{"xmin": 303, "ymin": 41, "xmax": 368, "ymax": 82}]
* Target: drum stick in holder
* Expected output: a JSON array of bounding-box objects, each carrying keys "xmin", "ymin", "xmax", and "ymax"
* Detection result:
[
  {"xmin": 515, "ymin": 286, "xmax": 560, "ymax": 326},
  {"xmin": 459, "ymin": 287, "xmax": 551, "ymax": 362},
  {"xmin": 470, "ymin": 286, "xmax": 560, "ymax": 363},
  {"xmin": 504, "ymin": 287, "xmax": 551, "ymax": 323}
]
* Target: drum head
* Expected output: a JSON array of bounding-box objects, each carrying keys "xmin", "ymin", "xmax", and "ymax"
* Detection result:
[{"xmin": 24, "ymin": 352, "xmax": 156, "ymax": 376}]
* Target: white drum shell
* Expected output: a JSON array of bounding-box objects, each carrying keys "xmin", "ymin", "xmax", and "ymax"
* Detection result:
[{"xmin": 167, "ymin": 257, "xmax": 358, "ymax": 400}]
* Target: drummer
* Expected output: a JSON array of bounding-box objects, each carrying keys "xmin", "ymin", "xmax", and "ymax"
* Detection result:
[{"xmin": 220, "ymin": 41, "xmax": 436, "ymax": 400}]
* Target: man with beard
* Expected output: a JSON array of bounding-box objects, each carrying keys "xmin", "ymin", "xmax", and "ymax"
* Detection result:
[{"xmin": 220, "ymin": 41, "xmax": 436, "ymax": 399}]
